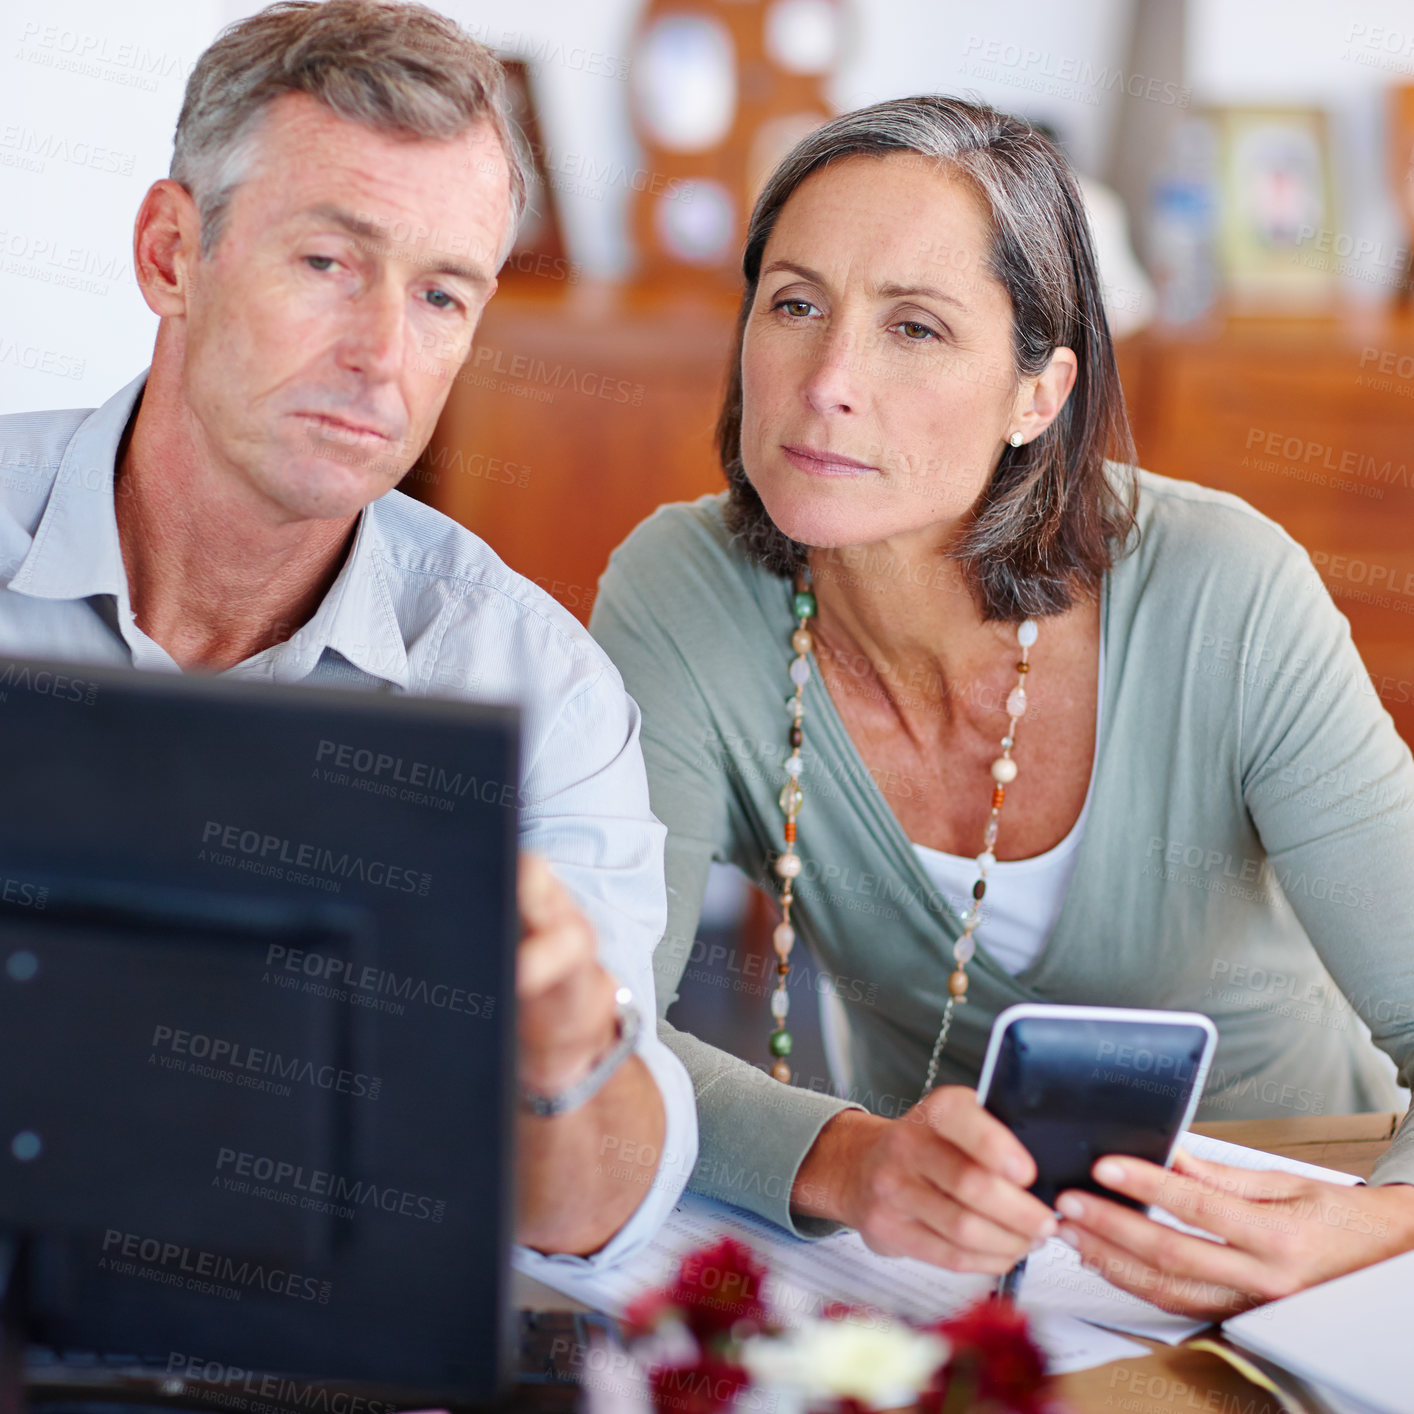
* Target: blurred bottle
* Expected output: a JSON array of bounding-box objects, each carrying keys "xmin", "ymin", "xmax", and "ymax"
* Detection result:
[{"xmin": 1147, "ymin": 117, "xmax": 1219, "ymax": 325}]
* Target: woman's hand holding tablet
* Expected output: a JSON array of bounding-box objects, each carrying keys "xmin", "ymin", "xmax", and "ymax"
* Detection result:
[
  {"xmin": 976, "ymin": 1003, "xmax": 1414, "ymax": 1318},
  {"xmin": 792, "ymin": 1088, "xmax": 1058, "ymax": 1277},
  {"xmin": 1053, "ymin": 1144, "xmax": 1414, "ymax": 1319}
]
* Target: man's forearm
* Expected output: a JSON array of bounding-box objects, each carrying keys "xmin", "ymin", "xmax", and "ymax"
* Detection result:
[{"xmin": 515, "ymin": 1055, "xmax": 666, "ymax": 1255}]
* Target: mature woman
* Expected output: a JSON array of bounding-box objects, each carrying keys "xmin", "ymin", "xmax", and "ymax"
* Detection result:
[{"xmin": 590, "ymin": 96, "xmax": 1414, "ymax": 1316}]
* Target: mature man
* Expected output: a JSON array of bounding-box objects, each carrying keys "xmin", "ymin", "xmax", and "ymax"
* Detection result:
[{"xmin": 0, "ymin": 0, "xmax": 693, "ymax": 1268}]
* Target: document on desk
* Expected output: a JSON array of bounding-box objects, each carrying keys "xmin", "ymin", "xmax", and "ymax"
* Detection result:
[
  {"xmin": 1017, "ymin": 1128, "xmax": 1364, "ymax": 1346},
  {"xmin": 522, "ymin": 1130, "xmax": 1371, "ymax": 1364},
  {"xmin": 518, "ymin": 1192, "xmax": 1144, "ymax": 1375},
  {"xmin": 1181, "ymin": 1129, "xmax": 1363, "ymax": 1187},
  {"xmin": 1221, "ymin": 1248, "xmax": 1414, "ymax": 1414}
]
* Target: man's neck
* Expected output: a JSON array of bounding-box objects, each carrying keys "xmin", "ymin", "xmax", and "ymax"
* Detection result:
[{"xmin": 114, "ymin": 381, "xmax": 358, "ymax": 673}]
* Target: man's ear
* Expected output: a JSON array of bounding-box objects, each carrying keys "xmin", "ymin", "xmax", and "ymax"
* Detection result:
[
  {"xmin": 1011, "ymin": 346, "xmax": 1079, "ymax": 443},
  {"xmin": 132, "ymin": 179, "xmax": 204, "ymax": 318}
]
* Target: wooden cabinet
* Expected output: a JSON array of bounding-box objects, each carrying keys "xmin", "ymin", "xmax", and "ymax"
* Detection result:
[
  {"xmin": 416, "ymin": 283, "xmax": 738, "ymax": 623},
  {"xmin": 1120, "ymin": 311, "xmax": 1414, "ymax": 743},
  {"xmin": 418, "ymin": 290, "xmax": 1414, "ymax": 741}
]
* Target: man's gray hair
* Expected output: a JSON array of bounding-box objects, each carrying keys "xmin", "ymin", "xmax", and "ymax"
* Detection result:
[{"xmin": 171, "ymin": 0, "xmax": 528, "ymax": 260}]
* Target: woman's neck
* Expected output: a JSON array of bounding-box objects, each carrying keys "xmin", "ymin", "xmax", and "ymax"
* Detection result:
[{"xmin": 807, "ymin": 538, "xmax": 1025, "ymax": 734}]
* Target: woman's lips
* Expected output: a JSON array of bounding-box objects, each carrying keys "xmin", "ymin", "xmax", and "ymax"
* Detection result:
[{"xmin": 781, "ymin": 444, "xmax": 879, "ymax": 476}]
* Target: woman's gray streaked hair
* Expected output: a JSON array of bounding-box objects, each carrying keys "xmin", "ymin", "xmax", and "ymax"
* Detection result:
[
  {"xmin": 171, "ymin": 0, "xmax": 529, "ymax": 260},
  {"xmin": 718, "ymin": 95, "xmax": 1138, "ymax": 622}
]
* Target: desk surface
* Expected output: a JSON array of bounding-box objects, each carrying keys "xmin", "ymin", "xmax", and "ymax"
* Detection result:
[{"xmin": 516, "ymin": 1112, "xmax": 1404, "ymax": 1414}]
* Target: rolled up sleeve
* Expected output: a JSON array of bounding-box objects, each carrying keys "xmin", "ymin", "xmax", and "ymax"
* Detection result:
[{"xmin": 512, "ymin": 662, "xmax": 698, "ymax": 1274}]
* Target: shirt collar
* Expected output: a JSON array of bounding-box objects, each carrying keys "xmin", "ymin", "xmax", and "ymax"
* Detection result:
[
  {"xmin": 259, "ymin": 499, "xmax": 411, "ymax": 691},
  {"xmin": 8, "ymin": 369, "xmax": 146, "ymax": 603},
  {"xmin": 10, "ymin": 368, "xmax": 411, "ymax": 691}
]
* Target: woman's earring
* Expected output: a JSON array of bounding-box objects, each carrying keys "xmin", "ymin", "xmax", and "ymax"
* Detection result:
[{"xmin": 1008, "ymin": 431, "xmax": 1024, "ymax": 447}]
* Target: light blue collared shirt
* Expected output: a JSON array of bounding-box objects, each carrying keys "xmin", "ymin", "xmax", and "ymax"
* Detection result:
[{"xmin": 0, "ymin": 371, "xmax": 697, "ymax": 1274}]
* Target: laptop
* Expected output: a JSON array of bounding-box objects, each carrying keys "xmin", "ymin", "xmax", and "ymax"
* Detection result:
[{"xmin": 0, "ymin": 656, "xmax": 519, "ymax": 1403}]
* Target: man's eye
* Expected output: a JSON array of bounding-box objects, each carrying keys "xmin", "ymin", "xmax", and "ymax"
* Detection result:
[
  {"xmin": 423, "ymin": 289, "xmax": 457, "ymax": 311},
  {"xmin": 305, "ymin": 255, "xmax": 336, "ymax": 272}
]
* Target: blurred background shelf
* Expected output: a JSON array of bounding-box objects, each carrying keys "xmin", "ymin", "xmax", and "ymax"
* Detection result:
[
  {"xmin": 415, "ymin": 282, "xmax": 737, "ymax": 621},
  {"xmin": 1119, "ymin": 307, "xmax": 1414, "ymax": 745},
  {"xmin": 416, "ymin": 297, "xmax": 1414, "ymax": 746}
]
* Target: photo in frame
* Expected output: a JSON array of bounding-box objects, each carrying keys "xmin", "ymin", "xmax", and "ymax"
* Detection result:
[{"xmin": 1210, "ymin": 105, "xmax": 1337, "ymax": 309}]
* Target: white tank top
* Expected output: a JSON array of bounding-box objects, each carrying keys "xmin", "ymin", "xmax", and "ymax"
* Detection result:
[{"xmin": 911, "ymin": 635, "xmax": 1106, "ymax": 976}]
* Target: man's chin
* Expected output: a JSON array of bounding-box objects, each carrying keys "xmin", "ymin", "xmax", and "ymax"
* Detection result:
[{"xmin": 259, "ymin": 452, "xmax": 406, "ymax": 522}]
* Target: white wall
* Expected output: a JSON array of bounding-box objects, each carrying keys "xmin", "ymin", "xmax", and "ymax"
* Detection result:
[
  {"xmin": 1, "ymin": 0, "xmax": 224, "ymax": 414},
  {"xmin": 23, "ymin": 0, "xmax": 1410, "ymax": 415},
  {"xmin": 830, "ymin": 0, "xmax": 1137, "ymax": 176},
  {"xmin": 0, "ymin": 0, "xmax": 1154, "ymax": 416}
]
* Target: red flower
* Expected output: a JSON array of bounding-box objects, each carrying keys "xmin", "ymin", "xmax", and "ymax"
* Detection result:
[
  {"xmin": 648, "ymin": 1358, "xmax": 750, "ymax": 1414},
  {"xmin": 623, "ymin": 1285, "xmax": 677, "ymax": 1341},
  {"xmin": 929, "ymin": 1297, "xmax": 1053, "ymax": 1414},
  {"xmin": 624, "ymin": 1239, "xmax": 1053, "ymax": 1414},
  {"xmin": 677, "ymin": 1238, "xmax": 770, "ymax": 1337},
  {"xmin": 630, "ymin": 1237, "xmax": 771, "ymax": 1345}
]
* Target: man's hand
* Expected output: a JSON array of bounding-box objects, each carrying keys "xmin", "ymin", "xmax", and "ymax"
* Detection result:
[
  {"xmin": 793, "ymin": 1086, "xmax": 1058, "ymax": 1274},
  {"xmin": 517, "ymin": 853, "xmax": 620, "ymax": 1097},
  {"xmin": 514, "ymin": 853, "xmax": 666, "ymax": 1256},
  {"xmin": 1056, "ymin": 1147, "xmax": 1414, "ymax": 1319}
]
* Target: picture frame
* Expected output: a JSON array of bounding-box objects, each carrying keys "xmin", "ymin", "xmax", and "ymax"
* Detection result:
[
  {"xmin": 1209, "ymin": 105, "xmax": 1337, "ymax": 309},
  {"xmin": 497, "ymin": 58, "xmax": 573, "ymax": 286}
]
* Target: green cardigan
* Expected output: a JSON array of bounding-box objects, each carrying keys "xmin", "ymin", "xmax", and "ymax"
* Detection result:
[{"xmin": 590, "ymin": 469, "xmax": 1414, "ymax": 1236}]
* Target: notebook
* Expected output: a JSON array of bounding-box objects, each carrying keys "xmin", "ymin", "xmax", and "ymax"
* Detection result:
[{"xmin": 1222, "ymin": 1248, "xmax": 1414, "ymax": 1414}]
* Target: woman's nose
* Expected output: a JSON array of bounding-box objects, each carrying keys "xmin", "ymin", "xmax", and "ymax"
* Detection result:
[{"xmin": 801, "ymin": 327, "xmax": 862, "ymax": 416}]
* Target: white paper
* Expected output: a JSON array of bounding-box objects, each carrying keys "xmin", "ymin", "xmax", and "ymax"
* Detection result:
[
  {"xmin": 1179, "ymin": 1129, "xmax": 1362, "ymax": 1186},
  {"xmin": 1018, "ymin": 1238, "xmax": 1210, "ymax": 1343},
  {"xmin": 517, "ymin": 1192, "xmax": 1144, "ymax": 1375},
  {"xmin": 521, "ymin": 1129, "xmax": 1370, "ymax": 1369},
  {"xmin": 1222, "ymin": 1249, "xmax": 1414, "ymax": 1414}
]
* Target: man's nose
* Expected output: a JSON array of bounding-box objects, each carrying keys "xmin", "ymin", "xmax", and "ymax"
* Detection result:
[{"xmin": 337, "ymin": 279, "xmax": 406, "ymax": 380}]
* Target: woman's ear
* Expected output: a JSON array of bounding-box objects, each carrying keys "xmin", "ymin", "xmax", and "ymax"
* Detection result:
[{"xmin": 1010, "ymin": 346, "xmax": 1078, "ymax": 443}]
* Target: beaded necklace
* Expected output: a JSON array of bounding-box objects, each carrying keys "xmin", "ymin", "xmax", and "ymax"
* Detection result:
[{"xmin": 767, "ymin": 565, "xmax": 1038, "ymax": 1096}]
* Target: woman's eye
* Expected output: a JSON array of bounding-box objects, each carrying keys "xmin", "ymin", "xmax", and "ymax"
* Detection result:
[
  {"xmin": 305, "ymin": 255, "xmax": 336, "ymax": 272},
  {"xmin": 897, "ymin": 320, "xmax": 937, "ymax": 341},
  {"xmin": 776, "ymin": 299, "xmax": 817, "ymax": 318}
]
